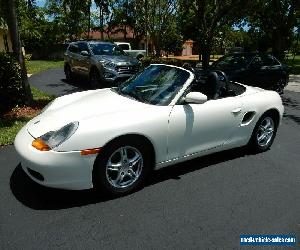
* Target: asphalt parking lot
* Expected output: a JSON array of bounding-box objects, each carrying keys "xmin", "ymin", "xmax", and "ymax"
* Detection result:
[{"xmin": 0, "ymin": 69, "xmax": 299, "ymax": 249}]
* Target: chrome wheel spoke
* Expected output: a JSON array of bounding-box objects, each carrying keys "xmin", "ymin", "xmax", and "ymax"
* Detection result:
[
  {"xmin": 259, "ymin": 125, "xmax": 265, "ymax": 133},
  {"xmin": 120, "ymin": 148, "xmax": 128, "ymax": 162},
  {"xmin": 107, "ymin": 161, "xmax": 121, "ymax": 171},
  {"xmin": 129, "ymin": 153, "xmax": 141, "ymax": 167},
  {"xmin": 114, "ymin": 172, "xmax": 125, "ymax": 185},
  {"xmin": 263, "ymin": 119, "xmax": 271, "ymax": 130},
  {"xmin": 258, "ymin": 133, "xmax": 266, "ymax": 143},
  {"xmin": 127, "ymin": 169, "xmax": 137, "ymax": 179}
]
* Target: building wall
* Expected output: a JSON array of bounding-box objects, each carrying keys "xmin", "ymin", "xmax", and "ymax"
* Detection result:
[
  {"xmin": 0, "ymin": 28, "xmax": 12, "ymax": 52},
  {"xmin": 182, "ymin": 40, "xmax": 194, "ymax": 56}
]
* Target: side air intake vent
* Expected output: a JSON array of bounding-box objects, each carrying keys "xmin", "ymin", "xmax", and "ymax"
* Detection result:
[{"xmin": 242, "ymin": 111, "xmax": 256, "ymax": 125}]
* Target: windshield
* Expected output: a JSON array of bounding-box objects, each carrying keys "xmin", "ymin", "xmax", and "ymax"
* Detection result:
[
  {"xmin": 214, "ymin": 54, "xmax": 254, "ymax": 69},
  {"xmin": 116, "ymin": 65, "xmax": 190, "ymax": 105},
  {"xmin": 89, "ymin": 43, "xmax": 126, "ymax": 56}
]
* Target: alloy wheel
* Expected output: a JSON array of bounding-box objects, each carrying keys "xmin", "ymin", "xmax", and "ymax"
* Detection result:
[
  {"xmin": 105, "ymin": 146, "xmax": 143, "ymax": 189},
  {"xmin": 256, "ymin": 117, "xmax": 275, "ymax": 147}
]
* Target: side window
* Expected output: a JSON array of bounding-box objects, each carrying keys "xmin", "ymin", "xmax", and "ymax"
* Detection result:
[
  {"xmin": 69, "ymin": 44, "xmax": 79, "ymax": 54},
  {"xmin": 77, "ymin": 42, "xmax": 89, "ymax": 53},
  {"xmin": 118, "ymin": 44, "xmax": 130, "ymax": 50},
  {"xmin": 260, "ymin": 55, "xmax": 276, "ymax": 66},
  {"xmin": 249, "ymin": 56, "xmax": 262, "ymax": 68}
]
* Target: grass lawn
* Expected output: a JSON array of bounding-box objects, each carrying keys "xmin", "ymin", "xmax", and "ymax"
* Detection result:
[
  {"xmin": 26, "ymin": 60, "xmax": 64, "ymax": 74},
  {"xmin": 0, "ymin": 87, "xmax": 55, "ymax": 146},
  {"xmin": 284, "ymin": 55, "xmax": 300, "ymax": 75}
]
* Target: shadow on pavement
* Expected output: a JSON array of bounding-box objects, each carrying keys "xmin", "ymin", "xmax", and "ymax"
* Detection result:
[
  {"xmin": 282, "ymin": 94, "xmax": 300, "ymax": 111},
  {"xmin": 10, "ymin": 147, "xmax": 254, "ymax": 210},
  {"xmin": 282, "ymin": 92, "xmax": 300, "ymax": 125},
  {"xmin": 48, "ymin": 77, "xmax": 110, "ymax": 96}
]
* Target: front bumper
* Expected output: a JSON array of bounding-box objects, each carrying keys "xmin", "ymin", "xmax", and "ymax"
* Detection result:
[
  {"xmin": 14, "ymin": 126, "xmax": 96, "ymax": 190},
  {"xmin": 102, "ymin": 66, "xmax": 139, "ymax": 85}
]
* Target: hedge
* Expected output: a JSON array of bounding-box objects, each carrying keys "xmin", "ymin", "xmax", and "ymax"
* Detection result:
[{"xmin": 0, "ymin": 52, "xmax": 25, "ymax": 116}]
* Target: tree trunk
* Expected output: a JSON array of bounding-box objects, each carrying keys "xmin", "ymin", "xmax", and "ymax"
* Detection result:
[
  {"xmin": 7, "ymin": 0, "xmax": 33, "ymax": 105},
  {"xmin": 100, "ymin": 7, "xmax": 104, "ymax": 40},
  {"xmin": 87, "ymin": 0, "xmax": 91, "ymax": 39},
  {"xmin": 155, "ymin": 35, "xmax": 161, "ymax": 57},
  {"xmin": 200, "ymin": 41, "xmax": 211, "ymax": 70},
  {"xmin": 272, "ymin": 28, "xmax": 287, "ymax": 61},
  {"xmin": 124, "ymin": 24, "xmax": 127, "ymax": 40}
]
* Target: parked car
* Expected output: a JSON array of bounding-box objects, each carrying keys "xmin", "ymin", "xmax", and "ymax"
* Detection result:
[
  {"xmin": 196, "ymin": 53, "xmax": 289, "ymax": 94},
  {"xmin": 64, "ymin": 41, "xmax": 141, "ymax": 88},
  {"xmin": 15, "ymin": 65, "xmax": 283, "ymax": 196},
  {"xmin": 115, "ymin": 42, "xmax": 146, "ymax": 60}
]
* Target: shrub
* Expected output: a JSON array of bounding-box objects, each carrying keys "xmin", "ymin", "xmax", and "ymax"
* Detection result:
[
  {"xmin": 24, "ymin": 53, "xmax": 32, "ymax": 61},
  {"xmin": 0, "ymin": 52, "xmax": 25, "ymax": 116}
]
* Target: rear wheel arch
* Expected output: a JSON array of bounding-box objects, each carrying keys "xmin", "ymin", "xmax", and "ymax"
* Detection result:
[
  {"xmin": 262, "ymin": 108, "xmax": 280, "ymax": 127},
  {"xmin": 248, "ymin": 108, "xmax": 280, "ymax": 152}
]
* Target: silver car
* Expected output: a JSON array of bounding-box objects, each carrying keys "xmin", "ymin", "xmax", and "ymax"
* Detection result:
[{"xmin": 64, "ymin": 41, "xmax": 141, "ymax": 88}]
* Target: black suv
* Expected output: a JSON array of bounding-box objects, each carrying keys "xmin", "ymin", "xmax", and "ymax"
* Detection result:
[
  {"xmin": 64, "ymin": 41, "xmax": 141, "ymax": 88},
  {"xmin": 196, "ymin": 53, "xmax": 289, "ymax": 93}
]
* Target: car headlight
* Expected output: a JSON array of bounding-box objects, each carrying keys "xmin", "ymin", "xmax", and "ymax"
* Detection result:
[
  {"xmin": 103, "ymin": 61, "xmax": 115, "ymax": 69},
  {"xmin": 32, "ymin": 121, "xmax": 79, "ymax": 151}
]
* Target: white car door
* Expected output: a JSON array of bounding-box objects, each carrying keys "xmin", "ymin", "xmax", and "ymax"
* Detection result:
[{"xmin": 167, "ymin": 96, "xmax": 243, "ymax": 161}]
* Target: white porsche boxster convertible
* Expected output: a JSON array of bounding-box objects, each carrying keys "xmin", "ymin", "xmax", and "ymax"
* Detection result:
[{"xmin": 15, "ymin": 64, "xmax": 284, "ymax": 196}]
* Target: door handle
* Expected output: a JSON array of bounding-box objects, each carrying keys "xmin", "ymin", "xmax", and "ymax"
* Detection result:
[{"xmin": 231, "ymin": 108, "xmax": 242, "ymax": 114}]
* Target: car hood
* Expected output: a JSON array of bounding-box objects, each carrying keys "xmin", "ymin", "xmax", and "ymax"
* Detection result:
[
  {"xmin": 94, "ymin": 55, "xmax": 139, "ymax": 65},
  {"xmin": 27, "ymin": 88, "xmax": 148, "ymax": 138}
]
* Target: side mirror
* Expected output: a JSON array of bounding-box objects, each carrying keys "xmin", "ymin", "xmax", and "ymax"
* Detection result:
[
  {"xmin": 184, "ymin": 92, "xmax": 207, "ymax": 104},
  {"xmin": 80, "ymin": 50, "xmax": 90, "ymax": 57}
]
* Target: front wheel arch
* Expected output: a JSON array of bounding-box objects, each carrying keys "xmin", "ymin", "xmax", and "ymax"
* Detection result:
[
  {"xmin": 92, "ymin": 134, "xmax": 156, "ymax": 195},
  {"xmin": 96, "ymin": 134, "xmax": 156, "ymax": 168}
]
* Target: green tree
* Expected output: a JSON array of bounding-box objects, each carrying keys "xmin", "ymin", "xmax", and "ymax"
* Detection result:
[
  {"xmin": 247, "ymin": 0, "xmax": 300, "ymax": 60},
  {"xmin": 109, "ymin": 0, "xmax": 179, "ymax": 56},
  {"xmin": 45, "ymin": 0, "xmax": 90, "ymax": 40},
  {"xmin": 94, "ymin": 0, "xmax": 118, "ymax": 40},
  {"xmin": 0, "ymin": 0, "xmax": 33, "ymax": 105},
  {"xmin": 178, "ymin": 0, "xmax": 250, "ymax": 69},
  {"xmin": 161, "ymin": 19, "xmax": 183, "ymax": 55}
]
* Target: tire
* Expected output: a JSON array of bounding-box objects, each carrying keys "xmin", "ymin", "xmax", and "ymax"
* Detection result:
[
  {"xmin": 89, "ymin": 69, "xmax": 102, "ymax": 89},
  {"xmin": 248, "ymin": 113, "xmax": 278, "ymax": 153},
  {"xmin": 64, "ymin": 65, "xmax": 73, "ymax": 82},
  {"xmin": 92, "ymin": 138, "xmax": 152, "ymax": 196},
  {"xmin": 274, "ymin": 78, "xmax": 286, "ymax": 95}
]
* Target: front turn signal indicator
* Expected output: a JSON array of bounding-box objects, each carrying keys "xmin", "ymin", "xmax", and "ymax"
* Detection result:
[
  {"xmin": 32, "ymin": 139, "xmax": 50, "ymax": 151},
  {"xmin": 80, "ymin": 148, "xmax": 101, "ymax": 156}
]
